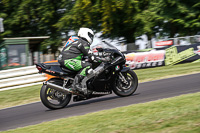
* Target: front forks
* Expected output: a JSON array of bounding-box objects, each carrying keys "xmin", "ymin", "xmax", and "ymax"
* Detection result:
[{"xmin": 119, "ymin": 72, "xmax": 128, "ymax": 85}]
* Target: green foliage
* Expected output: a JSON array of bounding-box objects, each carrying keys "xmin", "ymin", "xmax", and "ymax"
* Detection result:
[
  {"xmin": 41, "ymin": 37, "xmax": 62, "ymax": 54},
  {"xmin": 1, "ymin": 0, "xmax": 200, "ymax": 51},
  {"xmin": 0, "ymin": 0, "xmax": 74, "ymax": 52},
  {"xmin": 57, "ymin": 0, "xmax": 200, "ymax": 42},
  {"xmin": 57, "ymin": 0, "xmax": 150, "ymax": 43},
  {"xmin": 154, "ymin": 0, "xmax": 200, "ymax": 37}
]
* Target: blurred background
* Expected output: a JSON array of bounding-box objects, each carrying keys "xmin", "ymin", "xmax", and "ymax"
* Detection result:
[{"xmin": 0, "ymin": 0, "xmax": 200, "ymax": 70}]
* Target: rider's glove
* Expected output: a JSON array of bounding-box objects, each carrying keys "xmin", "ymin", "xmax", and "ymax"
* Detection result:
[
  {"xmin": 88, "ymin": 54, "xmax": 96, "ymax": 62},
  {"xmin": 88, "ymin": 54, "xmax": 102, "ymax": 62}
]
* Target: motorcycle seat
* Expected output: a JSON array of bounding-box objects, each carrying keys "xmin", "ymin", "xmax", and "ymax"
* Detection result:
[
  {"xmin": 44, "ymin": 62, "xmax": 60, "ymax": 69},
  {"xmin": 40, "ymin": 62, "xmax": 77, "ymax": 76},
  {"xmin": 61, "ymin": 67, "xmax": 77, "ymax": 74}
]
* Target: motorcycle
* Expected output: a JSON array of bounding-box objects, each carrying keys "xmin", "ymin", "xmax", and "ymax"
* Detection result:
[{"xmin": 36, "ymin": 41, "xmax": 138, "ymax": 109}]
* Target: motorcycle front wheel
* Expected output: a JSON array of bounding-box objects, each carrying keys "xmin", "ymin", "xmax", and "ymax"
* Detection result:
[
  {"xmin": 113, "ymin": 69, "xmax": 138, "ymax": 97},
  {"xmin": 40, "ymin": 79, "xmax": 72, "ymax": 110}
]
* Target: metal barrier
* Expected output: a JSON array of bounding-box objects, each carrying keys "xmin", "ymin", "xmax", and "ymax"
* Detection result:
[{"xmin": 0, "ymin": 66, "xmax": 46, "ymax": 91}]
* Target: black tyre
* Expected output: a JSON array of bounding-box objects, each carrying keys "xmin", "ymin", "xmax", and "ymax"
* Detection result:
[
  {"xmin": 113, "ymin": 69, "xmax": 138, "ymax": 97},
  {"xmin": 40, "ymin": 79, "xmax": 72, "ymax": 110}
]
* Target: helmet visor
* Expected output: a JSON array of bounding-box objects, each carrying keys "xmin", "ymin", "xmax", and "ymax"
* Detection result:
[{"xmin": 88, "ymin": 32, "xmax": 94, "ymax": 42}]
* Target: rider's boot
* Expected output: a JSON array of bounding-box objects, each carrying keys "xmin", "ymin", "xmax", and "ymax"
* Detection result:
[{"xmin": 73, "ymin": 74, "xmax": 84, "ymax": 92}]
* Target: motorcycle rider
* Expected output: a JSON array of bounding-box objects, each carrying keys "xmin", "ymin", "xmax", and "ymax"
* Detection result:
[{"xmin": 58, "ymin": 28, "xmax": 95, "ymax": 93}]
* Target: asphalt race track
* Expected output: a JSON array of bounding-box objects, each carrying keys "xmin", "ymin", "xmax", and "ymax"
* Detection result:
[{"xmin": 0, "ymin": 73, "xmax": 200, "ymax": 131}]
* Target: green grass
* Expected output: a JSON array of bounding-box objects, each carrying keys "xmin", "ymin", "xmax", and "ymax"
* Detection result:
[
  {"xmin": 135, "ymin": 62, "xmax": 200, "ymax": 83},
  {"xmin": 0, "ymin": 62, "xmax": 199, "ymax": 109},
  {"xmin": 0, "ymin": 85, "xmax": 41, "ymax": 109},
  {"xmin": 3, "ymin": 92, "xmax": 200, "ymax": 133}
]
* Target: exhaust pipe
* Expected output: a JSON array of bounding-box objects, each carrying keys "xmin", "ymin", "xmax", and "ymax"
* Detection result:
[
  {"xmin": 44, "ymin": 81, "xmax": 71, "ymax": 94},
  {"xmin": 44, "ymin": 81, "xmax": 85, "ymax": 97}
]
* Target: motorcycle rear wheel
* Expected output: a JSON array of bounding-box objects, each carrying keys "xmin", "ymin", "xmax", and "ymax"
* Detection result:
[
  {"xmin": 40, "ymin": 79, "xmax": 72, "ymax": 110},
  {"xmin": 113, "ymin": 69, "xmax": 138, "ymax": 97}
]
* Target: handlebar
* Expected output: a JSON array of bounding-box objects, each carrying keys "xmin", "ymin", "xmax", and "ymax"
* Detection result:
[{"xmin": 95, "ymin": 56, "xmax": 111, "ymax": 63}]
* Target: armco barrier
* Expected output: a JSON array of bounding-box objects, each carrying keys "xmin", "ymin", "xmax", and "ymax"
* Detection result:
[
  {"xmin": 0, "ymin": 66, "xmax": 38, "ymax": 79},
  {"xmin": 0, "ymin": 66, "xmax": 46, "ymax": 90}
]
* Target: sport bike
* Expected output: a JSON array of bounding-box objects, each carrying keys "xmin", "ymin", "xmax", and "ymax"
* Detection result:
[{"xmin": 36, "ymin": 41, "xmax": 138, "ymax": 109}]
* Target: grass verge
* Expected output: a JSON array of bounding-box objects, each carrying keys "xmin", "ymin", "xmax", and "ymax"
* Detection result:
[
  {"xmin": 0, "ymin": 85, "xmax": 41, "ymax": 109},
  {"xmin": 0, "ymin": 62, "xmax": 200, "ymax": 109},
  {"xmin": 134, "ymin": 62, "xmax": 200, "ymax": 83},
  {"xmin": 3, "ymin": 92, "xmax": 200, "ymax": 133}
]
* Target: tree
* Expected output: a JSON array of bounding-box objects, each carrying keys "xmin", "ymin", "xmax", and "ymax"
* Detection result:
[
  {"xmin": 57, "ymin": 0, "xmax": 156, "ymax": 44},
  {"xmin": 153, "ymin": 0, "xmax": 200, "ymax": 38},
  {"xmin": 0, "ymin": 0, "xmax": 74, "ymax": 54},
  {"xmin": 1, "ymin": 0, "xmax": 200, "ymax": 52}
]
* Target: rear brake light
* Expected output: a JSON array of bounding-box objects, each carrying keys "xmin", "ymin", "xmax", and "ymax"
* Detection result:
[{"xmin": 36, "ymin": 66, "xmax": 42, "ymax": 71}]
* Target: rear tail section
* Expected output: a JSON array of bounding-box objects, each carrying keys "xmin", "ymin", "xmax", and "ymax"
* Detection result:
[
  {"xmin": 36, "ymin": 60, "xmax": 59, "ymax": 80},
  {"xmin": 36, "ymin": 60, "xmax": 77, "ymax": 80}
]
